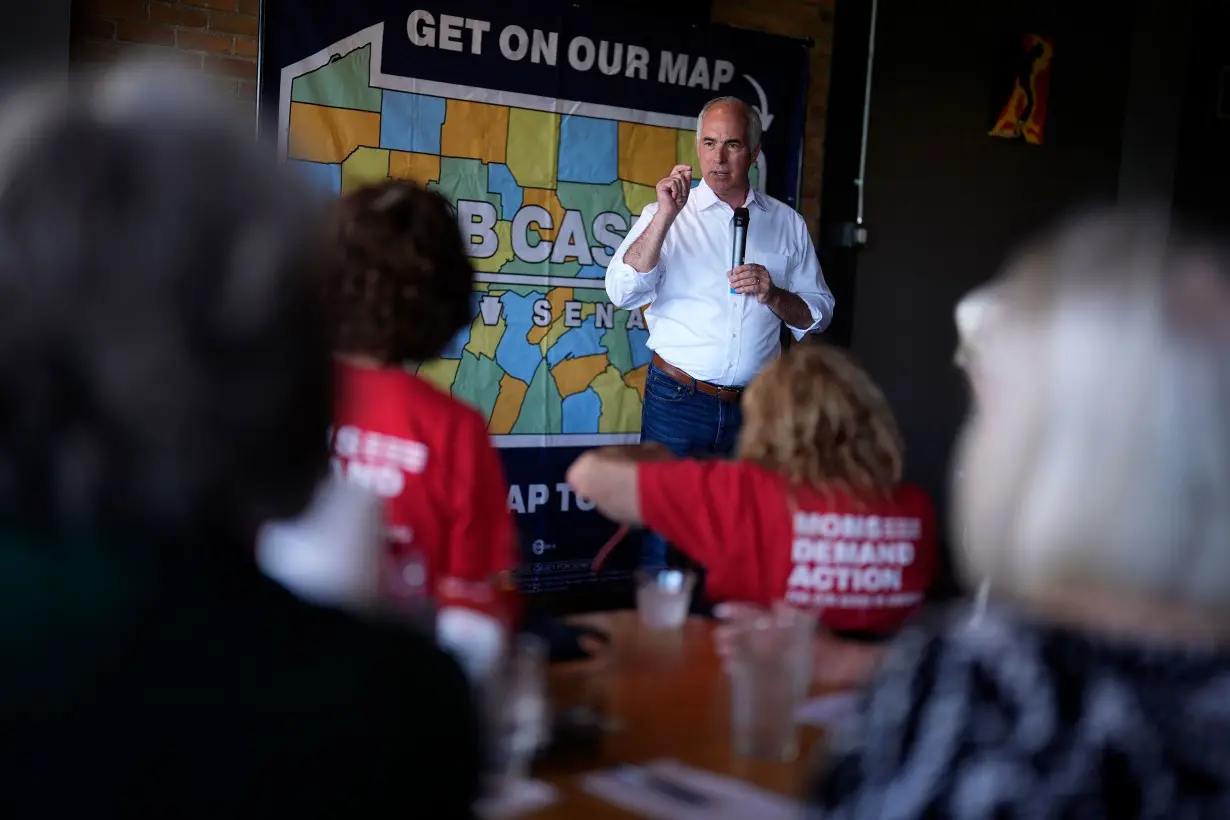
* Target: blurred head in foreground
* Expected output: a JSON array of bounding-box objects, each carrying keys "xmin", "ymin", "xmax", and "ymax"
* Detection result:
[
  {"xmin": 736, "ymin": 343, "xmax": 905, "ymax": 498},
  {"xmin": 954, "ymin": 209, "xmax": 1230, "ymax": 640},
  {"xmin": 325, "ymin": 179, "xmax": 473, "ymax": 365},
  {"xmin": 0, "ymin": 63, "xmax": 331, "ymax": 549}
]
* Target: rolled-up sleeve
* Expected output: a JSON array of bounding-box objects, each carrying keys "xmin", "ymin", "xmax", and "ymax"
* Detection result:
[
  {"xmin": 785, "ymin": 216, "xmax": 835, "ymax": 339},
  {"xmin": 605, "ymin": 204, "xmax": 665, "ymax": 310}
]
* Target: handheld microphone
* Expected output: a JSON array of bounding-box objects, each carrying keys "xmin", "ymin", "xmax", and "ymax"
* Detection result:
[{"xmin": 729, "ymin": 207, "xmax": 749, "ymax": 294}]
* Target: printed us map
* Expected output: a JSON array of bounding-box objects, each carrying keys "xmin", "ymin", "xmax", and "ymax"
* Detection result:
[{"xmin": 278, "ymin": 24, "xmax": 763, "ymax": 447}]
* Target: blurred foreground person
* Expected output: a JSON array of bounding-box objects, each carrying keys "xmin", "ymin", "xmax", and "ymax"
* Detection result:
[
  {"xmin": 815, "ymin": 209, "xmax": 1230, "ymax": 817},
  {"xmin": 568, "ymin": 344, "xmax": 938, "ymax": 644},
  {"xmin": 0, "ymin": 66, "xmax": 481, "ymax": 816},
  {"xmin": 323, "ymin": 180, "xmax": 519, "ymax": 673}
]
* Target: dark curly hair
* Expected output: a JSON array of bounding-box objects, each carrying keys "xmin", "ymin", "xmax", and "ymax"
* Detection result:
[
  {"xmin": 0, "ymin": 64, "xmax": 332, "ymax": 548},
  {"xmin": 326, "ymin": 180, "xmax": 474, "ymax": 364}
]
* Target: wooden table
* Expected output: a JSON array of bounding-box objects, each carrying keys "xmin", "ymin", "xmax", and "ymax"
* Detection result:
[{"xmin": 528, "ymin": 610, "xmax": 827, "ymax": 818}]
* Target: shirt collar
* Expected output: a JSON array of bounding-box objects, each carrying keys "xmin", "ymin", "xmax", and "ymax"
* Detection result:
[{"xmin": 692, "ymin": 178, "xmax": 767, "ymax": 213}]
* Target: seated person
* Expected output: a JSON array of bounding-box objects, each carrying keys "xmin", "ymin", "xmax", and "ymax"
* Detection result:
[
  {"xmin": 0, "ymin": 64, "xmax": 480, "ymax": 816},
  {"xmin": 567, "ymin": 344, "xmax": 937, "ymax": 640},
  {"xmin": 812, "ymin": 209, "xmax": 1230, "ymax": 817},
  {"xmin": 324, "ymin": 180, "xmax": 518, "ymax": 628}
]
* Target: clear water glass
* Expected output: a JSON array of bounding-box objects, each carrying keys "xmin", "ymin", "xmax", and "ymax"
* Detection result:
[
  {"xmin": 635, "ymin": 568, "xmax": 696, "ymax": 629},
  {"xmin": 728, "ymin": 604, "xmax": 816, "ymax": 761},
  {"xmin": 487, "ymin": 634, "xmax": 549, "ymax": 793}
]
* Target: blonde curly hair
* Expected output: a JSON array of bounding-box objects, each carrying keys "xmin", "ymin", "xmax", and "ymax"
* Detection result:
[{"xmin": 736, "ymin": 344, "xmax": 904, "ymax": 499}]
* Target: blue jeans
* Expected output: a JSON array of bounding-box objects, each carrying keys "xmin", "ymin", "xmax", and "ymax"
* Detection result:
[{"xmin": 639, "ymin": 363, "xmax": 744, "ymax": 569}]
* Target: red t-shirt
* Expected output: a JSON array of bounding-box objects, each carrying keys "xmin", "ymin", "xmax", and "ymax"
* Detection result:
[
  {"xmin": 638, "ymin": 459, "xmax": 937, "ymax": 636},
  {"xmin": 331, "ymin": 362, "xmax": 518, "ymax": 617}
]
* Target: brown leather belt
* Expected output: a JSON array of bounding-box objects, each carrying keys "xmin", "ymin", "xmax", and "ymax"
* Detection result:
[{"xmin": 651, "ymin": 353, "xmax": 744, "ymax": 403}]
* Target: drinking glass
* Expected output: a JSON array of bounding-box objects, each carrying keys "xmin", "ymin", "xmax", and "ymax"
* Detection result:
[
  {"xmin": 487, "ymin": 634, "xmax": 550, "ymax": 794},
  {"xmin": 634, "ymin": 568, "xmax": 696, "ymax": 629},
  {"xmin": 727, "ymin": 604, "xmax": 816, "ymax": 761}
]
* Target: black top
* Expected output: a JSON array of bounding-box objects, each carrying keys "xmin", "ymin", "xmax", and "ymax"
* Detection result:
[
  {"xmin": 0, "ymin": 531, "xmax": 482, "ymax": 818},
  {"xmin": 813, "ymin": 604, "xmax": 1230, "ymax": 819}
]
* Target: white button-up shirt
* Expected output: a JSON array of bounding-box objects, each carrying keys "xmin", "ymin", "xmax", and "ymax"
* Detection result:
[{"xmin": 605, "ymin": 181, "xmax": 834, "ymax": 387}]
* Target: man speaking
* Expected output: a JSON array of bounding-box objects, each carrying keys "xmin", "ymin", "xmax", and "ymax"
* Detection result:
[{"xmin": 605, "ymin": 96, "xmax": 835, "ymax": 569}]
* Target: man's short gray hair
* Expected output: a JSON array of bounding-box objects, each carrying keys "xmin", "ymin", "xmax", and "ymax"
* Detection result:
[{"xmin": 696, "ymin": 96, "xmax": 762, "ymax": 150}]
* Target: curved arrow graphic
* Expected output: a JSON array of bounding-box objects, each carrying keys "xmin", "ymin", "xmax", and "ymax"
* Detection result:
[{"xmin": 743, "ymin": 73, "xmax": 775, "ymax": 132}]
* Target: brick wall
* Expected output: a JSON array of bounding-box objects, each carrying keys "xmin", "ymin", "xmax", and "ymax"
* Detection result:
[
  {"xmin": 67, "ymin": 0, "xmax": 835, "ymax": 227},
  {"xmin": 70, "ymin": 0, "xmax": 259, "ymax": 107},
  {"xmin": 712, "ymin": 0, "xmax": 835, "ymax": 232}
]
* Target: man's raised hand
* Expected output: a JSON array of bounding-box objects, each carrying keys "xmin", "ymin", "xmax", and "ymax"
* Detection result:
[{"xmin": 654, "ymin": 164, "xmax": 694, "ymax": 219}]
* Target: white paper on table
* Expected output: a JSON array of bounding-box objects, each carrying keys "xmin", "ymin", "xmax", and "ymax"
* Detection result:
[
  {"xmin": 582, "ymin": 758, "xmax": 801, "ymax": 820},
  {"xmin": 475, "ymin": 778, "xmax": 558, "ymax": 819},
  {"xmin": 795, "ymin": 692, "xmax": 861, "ymax": 729}
]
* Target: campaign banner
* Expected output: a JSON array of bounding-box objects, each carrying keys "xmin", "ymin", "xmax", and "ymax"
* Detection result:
[{"xmin": 258, "ymin": 0, "xmax": 811, "ymax": 594}]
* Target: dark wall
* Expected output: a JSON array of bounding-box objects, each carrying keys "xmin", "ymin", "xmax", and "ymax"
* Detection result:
[
  {"xmin": 1, "ymin": 0, "xmax": 69, "ymax": 82},
  {"xmin": 829, "ymin": 0, "xmax": 1133, "ymax": 583},
  {"xmin": 1172, "ymin": 0, "xmax": 1230, "ymax": 229}
]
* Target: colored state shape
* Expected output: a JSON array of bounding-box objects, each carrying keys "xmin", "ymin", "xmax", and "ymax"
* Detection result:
[
  {"xmin": 574, "ymin": 289, "xmax": 614, "ymax": 303},
  {"xmin": 341, "ymin": 147, "xmax": 389, "ymax": 193},
  {"xmin": 520, "ymin": 187, "xmax": 565, "ymax": 242},
  {"xmin": 593, "ymin": 365, "xmax": 644, "ymax": 433},
  {"xmin": 576, "ymin": 265, "xmax": 606, "ymax": 278},
  {"xmin": 676, "ymin": 128, "xmax": 700, "ymax": 180},
  {"xmin": 290, "ymin": 45, "xmax": 381, "ymax": 113},
  {"xmin": 288, "ymin": 102, "xmax": 380, "ymax": 164},
  {"xmin": 287, "ymin": 160, "xmax": 341, "ymax": 196},
  {"xmin": 430, "ymin": 157, "xmax": 500, "ymax": 212},
  {"xmin": 472, "ymin": 221, "xmax": 515, "ymax": 273},
  {"xmin": 487, "ymin": 164, "xmax": 523, "ymax": 220},
  {"xmin": 511, "ymin": 359, "xmax": 562, "ymax": 435},
  {"xmin": 440, "ymin": 100, "xmax": 509, "ymax": 164},
  {"xmin": 526, "ymin": 288, "xmax": 573, "ymax": 346},
  {"xmin": 488, "ymin": 373, "xmax": 529, "ymax": 434},
  {"xmin": 546, "ymin": 315, "xmax": 607, "ymax": 367},
  {"xmin": 556, "ymin": 180, "xmax": 632, "ymax": 247},
  {"xmin": 506, "ymin": 108, "xmax": 559, "ymax": 188},
  {"xmin": 558, "ymin": 116, "xmax": 618, "ymax": 184},
  {"xmin": 601, "ymin": 323, "xmax": 632, "ymax": 374},
  {"xmin": 417, "ymin": 357, "xmax": 461, "ymax": 393},
  {"xmin": 452, "ymin": 351, "xmax": 505, "ymax": 422},
  {"xmin": 465, "ymin": 307, "xmax": 506, "ymax": 360},
  {"xmin": 561, "ymin": 388, "xmax": 601, "ymax": 434},
  {"xmin": 494, "ymin": 292, "xmax": 546, "ymax": 384},
  {"xmin": 622, "ymin": 363, "xmax": 648, "ymax": 401},
  {"xmin": 621, "ymin": 181, "xmax": 657, "ymax": 217},
  {"xmin": 618, "ymin": 122, "xmax": 676, "ymax": 188},
  {"xmin": 379, "ymin": 91, "xmax": 446, "ymax": 154},
  {"xmin": 552, "ymin": 353, "xmax": 609, "ymax": 399},
  {"xmin": 628, "ymin": 327, "xmax": 652, "ymax": 368},
  {"xmin": 389, "ymin": 151, "xmax": 441, "ymax": 185}
]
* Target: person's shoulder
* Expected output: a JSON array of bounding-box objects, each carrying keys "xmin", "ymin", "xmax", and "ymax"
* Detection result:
[
  {"xmin": 891, "ymin": 482, "xmax": 934, "ymax": 512},
  {"xmin": 276, "ymin": 589, "xmax": 467, "ymax": 687},
  {"xmin": 756, "ymin": 191, "xmax": 807, "ymax": 227},
  {"xmin": 722, "ymin": 459, "xmax": 790, "ymax": 491},
  {"xmin": 402, "ymin": 372, "xmax": 488, "ymax": 431},
  {"xmin": 276, "ymin": 600, "xmax": 483, "ymax": 808}
]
